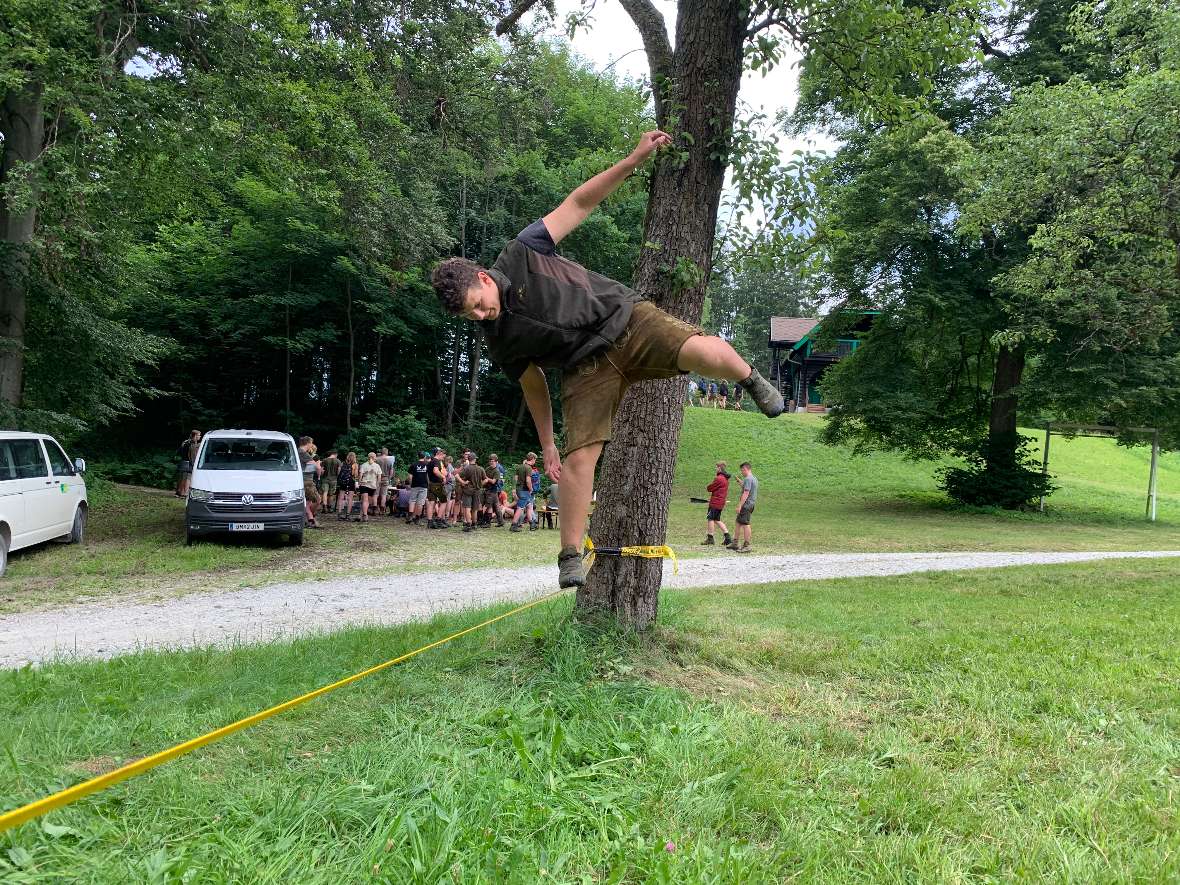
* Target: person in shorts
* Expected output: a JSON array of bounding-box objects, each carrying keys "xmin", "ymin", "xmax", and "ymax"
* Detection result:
[
  {"xmin": 457, "ymin": 452, "xmax": 487, "ymax": 532},
  {"xmin": 509, "ymin": 453, "xmax": 537, "ymax": 533},
  {"xmin": 729, "ymin": 461, "xmax": 758, "ymax": 553},
  {"xmin": 718, "ymin": 380, "xmax": 729, "ymax": 409},
  {"xmin": 297, "ymin": 436, "xmax": 321, "ymax": 527},
  {"xmin": 376, "ymin": 447, "xmax": 395, "ymax": 516},
  {"xmin": 482, "ymin": 454, "xmax": 506, "ymax": 526},
  {"xmin": 427, "ymin": 448, "xmax": 448, "ymax": 529},
  {"xmin": 406, "ymin": 451, "xmax": 431, "ymax": 525},
  {"xmin": 175, "ymin": 429, "xmax": 201, "ymax": 498},
  {"xmin": 430, "ymin": 131, "xmax": 783, "ymax": 587},
  {"xmin": 320, "ymin": 449, "xmax": 341, "ymax": 512},
  {"xmin": 703, "ymin": 461, "xmax": 732, "ymax": 547}
]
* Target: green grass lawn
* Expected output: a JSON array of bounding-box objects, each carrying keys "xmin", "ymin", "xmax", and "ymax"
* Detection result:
[
  {"xmin": 4, "ymin": 411, "xmax": 1178, "ymax": 613},
  {"xmin": 2, "ymin": 557, "xmax": 1177, "ymax": 881}
]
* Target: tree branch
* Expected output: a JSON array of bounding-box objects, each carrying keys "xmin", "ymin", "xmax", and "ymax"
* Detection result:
[
  {"xmin": 977, "ymin": 36, "xmax": 1011, "ymax": 60},
  {"xmin": 747, "ymin": 15, "xmax": 789, "ymax": 38},
  {"xmin": 495, "ymin": 0, "xmax": 545, "ymax": 36},
  {"xmin": 618, "ymin": 0, "xmax": 673, "ymax": 125}
]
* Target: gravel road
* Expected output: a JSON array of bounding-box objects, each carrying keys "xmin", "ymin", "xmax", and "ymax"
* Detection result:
[{"xmin": 3, "ymin": 550, "xmax": 1177, "ymax": 668}]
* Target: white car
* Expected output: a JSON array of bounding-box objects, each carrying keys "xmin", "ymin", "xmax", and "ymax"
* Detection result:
[
  {"xmin": 0, "ymin": 432, "xmax": 88, "ymax": 576},
  {"xmin": 184, "ymin": 429, "xmax": 306, "ymax": 546}
]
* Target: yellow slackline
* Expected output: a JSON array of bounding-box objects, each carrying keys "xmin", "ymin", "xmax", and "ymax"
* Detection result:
[
  {"xmin": 583, "ymin": 537, "xmax": 678, "ymax": 574},
  {"xmin": 0, "ymin": 586, "xmax": 569, "ymax": 834}
]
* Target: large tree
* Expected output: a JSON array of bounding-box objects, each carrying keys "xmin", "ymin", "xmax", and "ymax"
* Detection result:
[
  {"xmin": 803, "ymin": 0, "xmax": 1180, "ymax": 504},
  {"xmin": 498, "ymin": 0, "xmax": 983, "ymax": 627}
]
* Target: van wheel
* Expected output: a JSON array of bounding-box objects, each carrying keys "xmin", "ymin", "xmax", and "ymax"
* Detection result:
[
  {"xmin": 69, "ymin": 507, "xmax": 86, "ymax": 544},
  {"xmin": 0, "ymin": 535, "xmax": 7, "ymax": 577},
  {"xmin": 288, "ymin": 531, "xmax": 303, "ymax": 547}
]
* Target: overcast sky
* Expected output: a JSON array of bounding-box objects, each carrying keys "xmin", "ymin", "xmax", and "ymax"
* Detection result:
[{"xmin": 540, "ymin": 0, "xmax": 839, "ymax": 160}]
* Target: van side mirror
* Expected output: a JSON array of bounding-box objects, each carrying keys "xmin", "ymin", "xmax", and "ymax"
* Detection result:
[{"xmin": 74, "ymin": 458, "xmax": 86, "ymax": 474}]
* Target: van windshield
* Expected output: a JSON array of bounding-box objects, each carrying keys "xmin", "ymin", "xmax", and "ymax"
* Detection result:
[{"xmin": 197, "ymin": 438, "xmax": 298, "ymax": 471}]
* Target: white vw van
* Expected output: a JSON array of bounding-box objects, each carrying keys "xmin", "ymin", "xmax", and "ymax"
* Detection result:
[
  {"xmin": 184, "ymin": 429, "xmax": 305, "ymax": 546},
  {"xmin": 0, "ymin": 432, "xmax": 88, "ymax": 576}
]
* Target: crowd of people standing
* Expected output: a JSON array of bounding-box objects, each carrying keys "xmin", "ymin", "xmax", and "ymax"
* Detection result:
[
  {"xmin": 290, "ymin": 438, "xmax": 559, "ymax": 533},
  {"xmin": 687, "ymin": 378, "xmax": 744, "ymax": 410}
]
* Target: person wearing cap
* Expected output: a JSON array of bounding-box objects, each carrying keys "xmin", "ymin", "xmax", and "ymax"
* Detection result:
[{"xmin": 703, "ymin": 461, "xmax": 732, "ymax": 547}]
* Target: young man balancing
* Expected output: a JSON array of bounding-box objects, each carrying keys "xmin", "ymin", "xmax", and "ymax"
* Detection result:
[{"xmin": 431, "ymin": 130, "xmax": 784, "ymax": 588}]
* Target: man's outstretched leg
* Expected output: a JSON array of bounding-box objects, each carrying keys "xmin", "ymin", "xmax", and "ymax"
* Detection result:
[
  {"xmin": 677, "ymin": 336, "xmax": 784, "ymax": 418},
  {"xmin": 557, "ymin": 441, "xmax": 603, "ymax": 588}
]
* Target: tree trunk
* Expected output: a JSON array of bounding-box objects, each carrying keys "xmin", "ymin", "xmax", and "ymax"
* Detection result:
[
  {"xmin": 345, "ymin": 277, "xmax": 355, "ymax": 432},
  {"xmin": 466, "ymin": 328, "xmax": 482, "ymax": 438},
  {"xmin": 577, "ymin": 0, "xmax": 747, "ymax": 629},
  {"xmin": 509, "ymin": 394, "xmax": 527, "ymax": 451},
  {"xmin": 988, "ymin": 343, "xmax": 1024, "ymax": 440},
  {"xmin": 445, "ymin": 323, "xmax": 461, "ymax": 435},
  {"xmin": 0, "ymin": 80, "xmax": 46, "ymax": 408},
  {"xmin": 284, "ymin": 266, "xmax": 292, "ymax": 432}
]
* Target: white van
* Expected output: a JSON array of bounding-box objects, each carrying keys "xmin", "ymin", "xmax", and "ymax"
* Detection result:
[
  {"xmin": 0, "ymin": 432, "xmax": 88, "ymax": 576},
  {"xmin": 185, "ymin": 429, "xmax": 305, "ymax": 546}
]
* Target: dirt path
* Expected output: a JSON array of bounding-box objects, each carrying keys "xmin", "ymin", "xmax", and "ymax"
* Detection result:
[{"xmin": 2, "ymin": 550, "xmax": 1177, "ymax": 668}]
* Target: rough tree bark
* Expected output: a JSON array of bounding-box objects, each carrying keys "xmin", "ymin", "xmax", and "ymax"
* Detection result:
[
  {"xmin": 580, "ymin": 1, "xmax": 746, "ymax": 628},
  {"xmin": 497, "ymin": 0, "xmax": 749, "ymax": 629},
  {"xmin": 988, "ymin": 343, "xmax": 1024, "ymax": 440},
  {"xmin": 0, "ymin": 81, "xmax": 46, "ymax": 408}
]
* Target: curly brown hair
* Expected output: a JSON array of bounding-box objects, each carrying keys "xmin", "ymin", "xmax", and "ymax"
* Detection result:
[{"xmin": 431, "ymin": 258, "xmax": 483, "ymax": 314}]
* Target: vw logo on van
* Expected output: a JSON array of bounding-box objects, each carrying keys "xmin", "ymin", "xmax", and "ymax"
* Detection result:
[{"xmin": 240, "ymin": 494, "xmax": 254, "ymax": 506}]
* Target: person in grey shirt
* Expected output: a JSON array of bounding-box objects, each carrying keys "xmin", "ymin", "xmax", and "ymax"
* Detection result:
[{"xmin": 730, "ymin": 461, "xmax": 758, "ymax": 553}]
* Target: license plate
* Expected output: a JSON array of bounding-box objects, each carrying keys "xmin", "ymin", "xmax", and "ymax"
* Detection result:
[{"xmin": 229, "ymin": 523, "xmax": 264, "ymax": 532}]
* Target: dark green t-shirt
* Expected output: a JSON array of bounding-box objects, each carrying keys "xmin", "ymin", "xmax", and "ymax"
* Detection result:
[{"xmin": 515, "ymin": 463, "xmax": 533, "ymax": 491}]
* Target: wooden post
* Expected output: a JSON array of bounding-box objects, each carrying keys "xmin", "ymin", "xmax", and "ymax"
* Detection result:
[{"xmin": 1039, "ymin": 422, "xmax": 1051, "ymax": 513}]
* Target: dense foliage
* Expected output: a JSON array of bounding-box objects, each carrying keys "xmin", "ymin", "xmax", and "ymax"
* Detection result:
[
  {"xmin": 793, "ymin": 0, "xmax": 1180, "ymax": 507},
  {"xmin": 2, "ymin": 0, "xmax": 651, "ymax": 462}
]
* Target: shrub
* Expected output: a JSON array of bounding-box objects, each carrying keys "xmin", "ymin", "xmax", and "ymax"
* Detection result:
[
  {"xmin": 331, "ymin": 410, "xmax": 433, "ymax": 467},
  {"xmin": 939, "ymin": 433, "xmax": 1056, "ymax": 510},
  {"xmin": 89, "ymin": 453, "xmax": 178, "ymax": 490}
]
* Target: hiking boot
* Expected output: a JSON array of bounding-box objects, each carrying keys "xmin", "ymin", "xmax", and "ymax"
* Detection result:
[
  {"xmin": 558, "ymin": 545, "xmax": 586, "ymax": 588},
  {"xmin": 738, "ymin": 367, "xmax": 784, "ymax": 418},
  {"xmin": 463, "ymin": 523, "xmax": 473, "ymax": 533},
  {"xmin": 723, "ymin": 533, "xmax": 732, "ymax": 546},
  {"xmin": 737, "ymin": 544, "xmax": 751, "ymax": 554},
  {"xmin": 529, "ymin": 524, "xmax": 538, "ymax": 532},
  {"xmin": 702, "ymin": 535, "xmax": 715, "ymax": 545},
  {"xmin": 725, "ymin": 539, "xmax": 738, "ymax": 550},
  {"xmin": 509, "ymin": 524, "xmax": 522, "ymax": 533}
]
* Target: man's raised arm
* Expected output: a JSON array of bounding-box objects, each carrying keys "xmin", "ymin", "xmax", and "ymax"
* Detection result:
[{"xmin": 542, "ymin": 130, "xmax": 671, "ymax": 245}]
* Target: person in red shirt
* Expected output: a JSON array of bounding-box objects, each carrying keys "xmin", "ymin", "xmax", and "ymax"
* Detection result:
[{"xmin": 703, "ymin": 461, "xmax": 732, "ymax": 547}]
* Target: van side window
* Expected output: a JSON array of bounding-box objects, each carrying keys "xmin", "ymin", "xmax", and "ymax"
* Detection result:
[
  {"xmin": 0, "ymin": 443, "xmax": 17, "ymax": 481},
  {"xmin": 10, "ymin": 440, "xmax": 48, "ymax": 479},
  {"xmin": 44, "ymin": 440, "xmax": 73, "ymax": 476}
]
